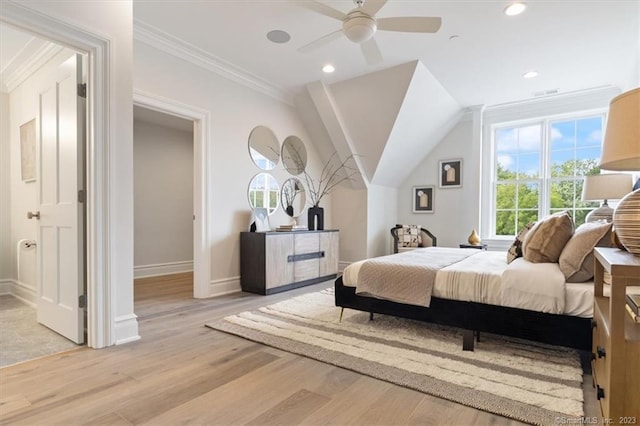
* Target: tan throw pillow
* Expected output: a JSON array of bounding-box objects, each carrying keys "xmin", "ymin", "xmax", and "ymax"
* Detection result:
[
  {"xmin": 522, "ymin": 211, "xmax": 574, "ymax": 263},
  {"xmin": 507, "ymin": 222, "xmax": 535, "ymax": 264},
  {"xmin": 559, "ymin": 221, "xmax": 612, "ymax": 282}
]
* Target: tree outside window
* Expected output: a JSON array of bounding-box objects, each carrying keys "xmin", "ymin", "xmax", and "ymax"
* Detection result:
[{"xmin": 493, "ymin": 114, "xmax": 603, "ymax": 236}]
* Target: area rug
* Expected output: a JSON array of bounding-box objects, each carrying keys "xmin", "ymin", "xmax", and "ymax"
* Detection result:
[{"xmin": 206, "ymin": 288, "xmax": 584, "ymax": 425}]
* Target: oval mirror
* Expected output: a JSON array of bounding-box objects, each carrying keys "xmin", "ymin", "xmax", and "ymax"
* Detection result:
[
  {"xmin": 249, "ymin": 126, "xmax": 279, "ymax": 170},
  {"xmin": 248, "ymin": 173, "xmax": 280, "ymax": 215},
  {"xmin": 281, "ymin": 177, "xmax": 306, "ymax": 217},
  {"xmin": 281, "ymin": 135, "xmax": 307, "ymax": 175}
]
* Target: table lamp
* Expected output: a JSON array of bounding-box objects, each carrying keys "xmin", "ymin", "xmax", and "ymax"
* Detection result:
[
  {"xmin": 582, "ymin": 174, "xmax": 633, "ymax": 222},
  {"xmin": 599, "ymin": 87, "xmax": 640, "ymax": 255}
]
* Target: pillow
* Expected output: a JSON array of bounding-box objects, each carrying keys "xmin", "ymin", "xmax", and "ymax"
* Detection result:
[
  {"xmin": 397, "ymin": 225, "xmax": 422, "ymax": 248},
  {"xmin": 559, "ymin": 221, "xmax": 612, "ymax": 282},
  {"xmin": 522, "ymin": 211, "xmax": 574, "ymax": 263},
  {"xmin": 507, "ymin": 222, "xmax": 535, "ymax": 264}
]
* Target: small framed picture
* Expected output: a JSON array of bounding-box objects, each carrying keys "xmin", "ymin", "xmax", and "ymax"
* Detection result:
[
  {"xmin": 412, "ymin": 186, "xmax": 434, "ymax": 213},
  {"xmin": 20, "ymin": 119, "xmax": 36, "ymax": 183},
  {"xmin": 439, "ymin": 159, "xmax": 462, "ymax": 188}
]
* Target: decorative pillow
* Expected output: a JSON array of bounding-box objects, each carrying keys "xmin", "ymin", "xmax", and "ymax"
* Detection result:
[
  {"xmin": 522, "ymin": 211, "xmax": 574, "ymax": 263},
  {"xmin": 507, "ymin": 222, "xmax": 535, "ymax": 264},
  {"xmin": 559, "ymin": 221, "xmax": 612, "ymax": 282},
  {"xmin": 397, "ymin": 225, "xmax": 422, "ymax": 248}
]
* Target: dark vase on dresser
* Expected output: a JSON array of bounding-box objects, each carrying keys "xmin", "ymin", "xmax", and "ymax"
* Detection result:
[{"xmin": 308, "ymin": 206, "xmax": 324, "ymax": 230}]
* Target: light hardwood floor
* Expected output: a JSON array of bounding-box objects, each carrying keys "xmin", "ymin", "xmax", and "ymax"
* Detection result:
[{"xmin": 0, "ymin": 273, "xmax": 596, "ymax": 425}]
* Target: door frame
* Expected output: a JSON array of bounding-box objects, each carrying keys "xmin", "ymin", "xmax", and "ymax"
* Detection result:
[
  {"xmin": 133, "ymin": 91, "xmax": 211, "ymax": 298},
  {"xmin": 2, "ymin": 2, "xmax": 112, "ymax": 347}
]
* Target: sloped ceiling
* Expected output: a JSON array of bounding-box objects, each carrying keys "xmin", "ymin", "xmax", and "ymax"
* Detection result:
[{"xmin": 298, "ymin": 60, "xmax": 462, "ymax": 187}]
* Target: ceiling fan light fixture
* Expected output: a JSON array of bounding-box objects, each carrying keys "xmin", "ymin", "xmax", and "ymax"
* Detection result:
[
  {"xmin": 504, "ymin": 2, "xmax": 527, "ymax": 16},
  {"xmin": 343, "ymin": 15, "xmax": 377, "ymax": 43}
]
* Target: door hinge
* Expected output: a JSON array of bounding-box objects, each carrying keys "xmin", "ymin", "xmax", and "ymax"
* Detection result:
[
  {"xmin": 78, "ymin": 190, "xmax": 86, "ymax": 203},
  {"xmin": 79, "ymin": 294, "xmax": 87, "ymax": 309},
  {"xmin": 77, "ymin": 83, "xmax": 87, "ymax": 98}
]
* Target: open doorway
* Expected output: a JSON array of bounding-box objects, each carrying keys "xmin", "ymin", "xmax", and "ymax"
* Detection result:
[{"xmin": 132, "ymin": 106, "xmax": 195, "ymax": 315}]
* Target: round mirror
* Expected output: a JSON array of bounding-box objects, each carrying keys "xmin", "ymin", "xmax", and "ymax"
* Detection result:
[
  {"xmin": 248, "ymin": 173, "xmax": 280, "ymax": 215},
  {"xmin": 281, "ymin": 135, "xmax": 307, "ymax": 175},
  {"xmin": 249, "ymin": 126, "xmax": 279, "ymax": 170},
  {"xmin": 281, "ymin": 177, "xmax": 306, "ymax": 217}
]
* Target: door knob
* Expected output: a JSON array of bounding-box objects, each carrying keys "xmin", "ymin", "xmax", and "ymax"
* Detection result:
[{"xmin": 27, "ymin": 211, "xmax": 40, "ymax": 220}]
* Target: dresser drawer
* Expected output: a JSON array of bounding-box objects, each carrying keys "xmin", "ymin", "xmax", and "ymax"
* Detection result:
[{"xmin": 294, "ymin": 233, "xmax": 320, "ymax": 253}]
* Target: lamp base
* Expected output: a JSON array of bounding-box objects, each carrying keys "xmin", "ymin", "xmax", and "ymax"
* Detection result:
[
  {"xmin": 612, "ymin": 189, "xmax": 640, "ymax": 256},
  {"xmin": 586, "ymin": 204, "xmax": 614, "ymax": 223}
]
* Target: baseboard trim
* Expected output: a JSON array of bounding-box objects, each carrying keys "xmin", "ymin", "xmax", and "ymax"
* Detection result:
[
  {"xmin": 134, "ymin": 261, "xmax": 194, "ymax": 279},
  {"xmin": 206, "ymin": 276, "xmax": 241, "ymax": 298},
  {"xmin": 114, "ymin": 314, "xmax": 141, "ymax": 345},
  {"xmin": 2, "ymin": 279, "xmax": 37, "ymax": 306},
  {"xmin": 0, "ymin": 279, "xmax": 11, "ymax": 295},
  {"xmin": 338, "ymin": 261, "xmax": 353, "ymax": 273}
]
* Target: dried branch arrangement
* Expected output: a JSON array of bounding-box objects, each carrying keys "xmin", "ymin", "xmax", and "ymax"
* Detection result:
[{"xmin": 303, "ymin": 152, "xmax": 360, "ymax": 207}]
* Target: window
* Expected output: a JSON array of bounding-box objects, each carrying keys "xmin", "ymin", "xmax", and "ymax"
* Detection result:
[{"xmin": 491, "ymin": 113, "xmax": 604, "ymax": 237}]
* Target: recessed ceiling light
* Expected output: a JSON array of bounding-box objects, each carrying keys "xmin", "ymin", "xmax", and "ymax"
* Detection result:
[
  {"xmin": 504, "ymin": 2, "xmax": 527, "ymax": 16},
  {"xmin": 449, "ymin": 35, "xmax": 460, "ymax": 41},
  {"xmin": 322, "ymin": 64, "xmax": 335, "ymax": 73},
  {"xmin": 523, "ymin": 70, "xmax": 538, "ymax": 79},
  {"xmin": 266, "ymin": 30, "xmax": 291, "ymax": 44}
]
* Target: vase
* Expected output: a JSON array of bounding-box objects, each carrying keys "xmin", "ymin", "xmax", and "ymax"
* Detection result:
[
  {"xmin": 613, "ymin": 189, "xmax": 640, "ymax": 256},
  {"xmin": 467, "ymin": 229, "xmax": 481, "ymax": 245},
  {"xmin": 308, "ymin": 206, "xmax": 324, "ymax": 231}
]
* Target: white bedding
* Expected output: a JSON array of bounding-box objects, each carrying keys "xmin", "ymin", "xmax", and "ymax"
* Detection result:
[{"xmin": 341, "ymin": 248, "xmax": 640, "ymax": 318}]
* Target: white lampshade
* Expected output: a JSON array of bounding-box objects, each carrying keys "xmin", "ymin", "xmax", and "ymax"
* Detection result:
[
  {"xmin": 582, "ymin": 174, "xmax": 633, "ymax": 201},
  {"xmin": 600, "ymin": 88, "xmax": 640, "ymax": 171},
  {"xmin": 600, "ymin": 87, "xmax": 640, "ymax": 255}
]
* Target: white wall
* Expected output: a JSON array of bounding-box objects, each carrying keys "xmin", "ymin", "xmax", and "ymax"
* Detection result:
[
  {"xmin": 133, "ymin": 41, "xmax": 331, "ymax": 290},
  {"xmin": 398, "ymin": 117, "xmax": 478, "ymax": 248},
  {"xmin": 367, "ymin": 184, "xmax": 398, "ymax": 257},
  {"xmin": 133, "ymin": 118, "xmax": 193, "ymax": 275},
  {"xmin": 0, "ymin": 91, "xmax": 11, "ymax": 286},
  {"xmin": 331, "ymin": 185, "xmax": 367, "ymax": 267}
]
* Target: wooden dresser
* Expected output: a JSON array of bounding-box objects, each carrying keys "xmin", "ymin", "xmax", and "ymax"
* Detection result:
[
  {"xmin": 240, "ymin": 230, "xmax": 339, "ymax": 295},
  {"xmin": 592, "ymin": 247, "xmax": 640, "ymax": 423}
]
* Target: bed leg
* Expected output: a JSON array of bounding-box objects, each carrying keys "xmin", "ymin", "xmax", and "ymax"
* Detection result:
[
  {"xmin": 339, "ymin": 308, "xmax": 344, "ymax": 323},
  {"xmin": 476, "ymin": 331, "xmax": 480, "ymax": 342},
  {"xmin": 462, "ymin": 329, "xmax": 475, "ymax": 351},
  {"xmin": 369, "ymin": 312, "xmax": 374, "ymax": 321}
]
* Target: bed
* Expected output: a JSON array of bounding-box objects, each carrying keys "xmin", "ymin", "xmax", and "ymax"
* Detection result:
[{"xmin": 335, "ymin": 247, "xmax": 598, "ymax": 350}]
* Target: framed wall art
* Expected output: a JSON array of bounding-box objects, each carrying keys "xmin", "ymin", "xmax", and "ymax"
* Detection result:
[
  {"xmin": 439, "ymin": 158, "xmax": 462, "ymax": 188},
  {"xmin": 20, "ymin": 119, "xmax": 36, "ymax": 183},
  {"xmin": 412, "ymin": 185, "xmax": 434, "ymax": 213}
]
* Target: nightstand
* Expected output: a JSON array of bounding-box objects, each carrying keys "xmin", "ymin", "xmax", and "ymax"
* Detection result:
[
  {"xmin": 592, "ymin": 248, "xmax": 640, "ymax": 421},
  {"xmin": 459, "ymin": 244, "xmax": 487, "ymax": 250}
]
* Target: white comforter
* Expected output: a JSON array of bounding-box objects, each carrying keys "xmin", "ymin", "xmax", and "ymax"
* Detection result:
[{"xmin": 342, "ymin": 248, "xmax": 569, "ymax": 316}]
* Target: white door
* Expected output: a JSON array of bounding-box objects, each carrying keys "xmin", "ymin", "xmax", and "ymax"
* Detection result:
[{"xmin": 32, "ymin": 54, "xmax": 85, "ymax": 344}]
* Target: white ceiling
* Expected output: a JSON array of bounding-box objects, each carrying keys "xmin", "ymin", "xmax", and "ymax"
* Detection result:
[
  {"xmin": 132, "ymin": 0, "xmax": 640, "ymax": 107},
  {"xmin": 2, "ymin": 1, "xmax": 638, "ymax": 106}
]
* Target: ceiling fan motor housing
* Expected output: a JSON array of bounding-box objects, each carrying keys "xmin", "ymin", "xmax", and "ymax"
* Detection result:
[{"xmin": 343, "ymin": 12, "xmax": 377, "ymax": 43}]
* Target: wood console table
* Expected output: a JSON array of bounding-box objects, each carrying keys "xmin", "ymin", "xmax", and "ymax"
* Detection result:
[{"xmin": 240, "ymin": 230, "xmax": 339, "ymax": 295}]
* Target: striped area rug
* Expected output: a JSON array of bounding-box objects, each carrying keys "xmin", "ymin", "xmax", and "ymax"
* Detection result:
[{"xmin": 206, "ymin": 288, "xmax": 584, "ymax": 425}]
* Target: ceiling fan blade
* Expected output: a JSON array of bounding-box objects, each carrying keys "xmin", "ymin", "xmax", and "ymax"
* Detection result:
[
  {"xmin": 377, "ymin": 17, "xmax": 442, "ymax": 33},
  {"xmin": 292, "ymin": 0, "xmax": 346, "ymax": 21},
  {"xmin": 298, "ymin": 29, "xmax": 344, "ymax": 53},
  {"xmin": 361, "ymin": 37, "xmax": 383, "ymax": 66},
  {"xmin": 361, "ymin": 0, "xmax": 388, "ymax": 16}
]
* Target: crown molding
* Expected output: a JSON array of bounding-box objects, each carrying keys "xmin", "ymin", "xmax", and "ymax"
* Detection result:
[
  {"xmin": 1, "ymin": 38, "xmax": 64, "ymax": 93},
  {"xmin": 133, "ymin": 19, "xmax": 293, "ymax": 106}
]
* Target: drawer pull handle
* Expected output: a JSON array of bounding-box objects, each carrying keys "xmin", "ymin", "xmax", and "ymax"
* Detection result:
[
  {"xmin": 596, "ymin": 385, "xmax": 605, "ymax": 400},
  {"xmin": 597, "ymin": 346, "xmax": 606, "ymax": 358},
  {"xmin": 591, "ymin": 319, "xmax": 597, "ymax": 330}
]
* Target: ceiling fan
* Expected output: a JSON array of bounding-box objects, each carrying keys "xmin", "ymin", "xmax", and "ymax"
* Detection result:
[{"xmin": 296, "ymin": 0, "xmax": 442, "ymax": 66}]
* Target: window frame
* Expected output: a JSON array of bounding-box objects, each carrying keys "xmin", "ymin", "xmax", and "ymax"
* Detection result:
[{"xmin": 485, "ymin": 108, "xmax": 607, "ymax": 240}]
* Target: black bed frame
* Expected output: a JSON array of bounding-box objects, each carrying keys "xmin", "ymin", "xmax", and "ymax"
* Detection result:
[{"xmin": 334, "ymin": 276, "xmax": 592, "ymax": 351}]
